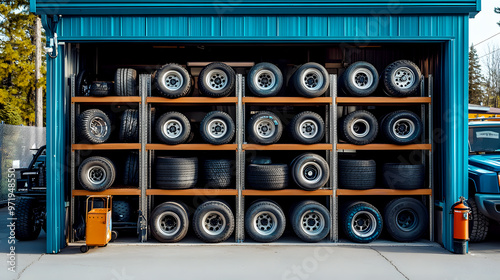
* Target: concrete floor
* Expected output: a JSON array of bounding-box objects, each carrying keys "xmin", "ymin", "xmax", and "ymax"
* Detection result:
[{"xmin": 2, "ymin": 207, "xmax": 500, "ymax": 280}]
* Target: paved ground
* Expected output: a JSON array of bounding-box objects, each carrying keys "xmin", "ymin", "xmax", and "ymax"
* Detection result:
[{"xmin": 1, "ymin": 207, "xmax": 500, "ymax": 280}]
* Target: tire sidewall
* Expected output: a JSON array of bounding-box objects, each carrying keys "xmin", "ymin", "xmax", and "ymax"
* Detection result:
[
  {"xmin": 198, "ymin": 63, "xmax": 235, "ymax": 97},
  {"xmin": 382, "ymin": 111, "xmax": 422, "ymax": 144},
  {"xmin": 292, "ymin": 154, "xmax": 329, "ymax": 190},
  {"xmin": 245, "ymin": 201, "xmax": 286, "ymax": 242},
  {"xmin": 155, "ymin": 64, "xmax": 192, "ymax": 98},
  {"xmin": 292, "ymin": 201, "xmax": 330, "ymax": 242},
  {"xmin": 248, "ymin": 111, "xmax": 283, "ymax": 144},
  {"xmin": 343, "ymin": 61, "xmax": 379, "ymax": 97},
  {"xmin": 292, "ymin": 63, "xmax": 329, "ymax": 97},
  {"xmin": 343, "ymin": 203, "xmax": 383, "ymax": 243},
  {"xmin": 291, "ymin": 111, "xmax": 325, "ymax": 144},
  {"xmin": 193, "ymin": 201, "xmax": 234, "ymax": 243},
  {"xmin": 78, "ymin": 157, "xmax": 115, "ymax": 191},
  {"xmin": 384, "ymin": 198, "xmax": 427, "ymax": 242},
  {"xmin": 247, "ymin": 63, "xmax": 283, "ymax": 97},
  {"xmin": 342, "ymin": 110, "xmax": 378, "ymax": 145},
  {"xmin": 150, "ymin": 202, "xmax": 189, "ymax": 242},
  {"xmin": 155, "ymin": 112, "xmax": 191, "ymax": 145},
  {"xmin": 200, "ymin": 111, "xmax": 235, "ymax": 145},
  {"xmin": 383, "ymin": 60, "xmax": 422, "ymax": 96}
]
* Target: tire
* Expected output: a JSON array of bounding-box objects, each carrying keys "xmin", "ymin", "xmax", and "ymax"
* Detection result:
[
  {"xmin": 14, "ymin": 197, "xmax": 42, "ymax": 241},
  {"xmin": 119, "ymin": 109, "xmax": 139, "ymax": 143},
  {"xmin": 247, "ymin": 164, "xmax": 288, "ymax": 190},
  {"xmin": 198, "ymin": 62, "xmax": 235, "ymax": 97},
  {"xmin": 338, "ymin": 159, "xmax": 376, "ymax": 189},
  {"xmin": 123, "ymin": 152, "xmax": 139, "ymax": 186},
  {"xmin": 247, "ymin": 62, "xmax": 283, "ymax": 97},
  {"xmin": 150, "ymin": 202, "xmax": 189, "ymax": 243},
  {"xmin": 291, "ymin": 200, "xmax": 330, "ymax": 242},
  {"xmin": 382, "ymin": 163, "xmax": 424, "ymax": 189},
  {"xmin": 201, "ymin": 159, "xmax": 232, "ymax": 189},
  {"xmin": 342, "ymin": 201, "xmax": 383, "ymax": 243},
  {"xmin": 77, "ymin": 109, "xmax": 112, "ymax": 144},
  {"xmin": 115, "ymin": 68, "xmax": 137, "ymax": 96},
  {"xmin": 90, "ymin": 81, "xmax": 113, "ymax": 97},
  {"xmin": 78, "ymin": 156, "xmax": 116, "ymax": 191},
  {"xmin": 339, "ymin": 110, "xmax": 378, "ymax": 145},
  {"xmin": 384, "ymin": 198, "xmax": 428, "ymax": 242},
  {"xmin": 381, "ymin": 110, "xmax": 423, "ymax": 144},
  {"xmin": 468, "ymin": 198, "xmax": 489, "ymax": 242},
  {"xmin": 340, "ymin": 61, "xmax": 379, "ymax": 97},
  {"xmin": 291, "ymin": 153, "xmax": 329, "ymax": 191},
  {"xmin": 192, "ymin": 200, "xmax": 235, "ymax": 243},
  {"xmin": 154, "ymin": 63, "xmax": 193, "ymax": 98},
  {"xmin": 155, "ymin": 157, "xmax": 198, "ymax": 189},
  {"xmin": 200, "ymin": 111, "xmax": 235, "ymax": 145},
  {"xmin": 382, "ymin": 60, "xmax": 422, "ymax": 97},
  {"xmin": 291, "ymin": 63, "xmax": 329, "ymax": 97},
  {"xmin": 76, "ymin": 69, "xmax": 91, "ymax": 96},
  {"xmin": 289, "ymin": 111, "xmax": 325, "ymax": 144},
  {"xmin": 245, "ymin": 200, "xmax": 286, "ymax": 242},
  {"xmin": 112, "ymin": 200, "xmax": 131, "ymax": 222},
  {"xmin": 155, "ymin": 111, "xmax": 191, "ymax": 145},
  {"xmin": 247, "ymin": 111, "xmax": 283, "ymax": 144}
]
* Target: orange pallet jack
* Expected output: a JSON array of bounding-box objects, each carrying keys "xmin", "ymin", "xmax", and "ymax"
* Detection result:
[{"xmin": 80, "ymin": 195, "xmax": 112, "ymax": 253}]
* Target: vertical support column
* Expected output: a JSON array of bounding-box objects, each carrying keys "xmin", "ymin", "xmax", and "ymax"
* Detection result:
[
  {"xmin": 46, "ymin": 45, "xmax": 66, "ymax": 254},
  {"xmin": 428, "ymin": 74, "xmax": 434, "ymax": 242},
  {"xmin": 139, "ymin": 74, "xmax": 149, "ymax": 242},
  {"xmin": 69, "ymin": 74, "xmax": 76, "ymax": 243},
  {"xmin": 236, "ymin": 74, "xmax": 244, "ymax": 243},
  {"xmin": 330, "ymin": 74, "xmax": 338, "ymax": 242}
]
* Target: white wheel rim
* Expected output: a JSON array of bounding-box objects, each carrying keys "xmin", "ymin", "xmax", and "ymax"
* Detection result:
[
  {"xmin": 254, "ymin": 70, "xmax": 276, "ymax": 90},
  {"xmin": 162, "ymin": 70, "xmax": 184, "ymax": 91},
  {"xmin": 300, "ymin": 162, "xmax": 323, "ymax": 184},
  {"xmin": 391, "ymin": 67, "xmax": 415, "ymax": 89},
  {"xmin": 163, "ymin": 119, "xmax": 183, "ymax": 139},
  {"xmin": 299, "ymin": 120, "xmax": 319, "ymax": 139},
  {"xmin": 301, "ymin": 68, "xmax": 324, "ymax": 91},
  {"xmin": 350, "ymin": 119, "xmax": 370, "ymax": 138},
  {"xmin": 254, "ymin": 119, "xmax": 275, "ymax": 139},
  {"xmin": 205, "ymin": 69, "xmax": 228, "ymax": 91},
  {"xmin": 202, "ymin": 211, "xmax": 226, "ymax": 236},
  {"xmin": 87, "ymin": 166, "xmax": 106, "ymax": 185},
  {"xmin": 351, "ymin": 211, "xmax": 377, "ymax": 238},
  {"xmin": 90, "ymin": 117, "xmax": 108, "ymax": 137},
  {"xmin": 207, "ymin": 119, "xmax": 227, "ymax": 139},
  {"xmin": 300, "ymin": 210, "xmax": 325, "ymax": 236},
  {"xmin": 157, "ymin": 211, "xmax": 181, "ymax": 237},
  {"xmin": 351, "ymin": 68, "xmax": 374, "ymax": 90},
  {"xmin": 253, "ymin": 211, "xmax": 278, "ymax": 236},
  {"xmin": 392, "ymin": 118, "xmax": 415, "ymax": 139}
]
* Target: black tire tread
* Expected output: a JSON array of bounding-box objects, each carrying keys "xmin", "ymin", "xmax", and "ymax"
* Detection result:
[
  {"xmin": 468, "ymin": 198, "xmax": 489, "ymax": 242},
  {"xmin": 15, "ymin": 197, "xmax": 41, "ymax": 241}
]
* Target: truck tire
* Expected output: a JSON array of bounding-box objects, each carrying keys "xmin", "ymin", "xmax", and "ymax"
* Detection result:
[
  {"xmin": 150, "ymin": 202, "xmax": 189, "ymax": 243},
  {"xmin": 340, "ymin": 61, "xmax": 379, "ymax": 97},
  {"xmin": 77, "ymin": 109, "xmax": 112, "ymax": 144},
  {"xmin": 123, "ymin": 152, "xmax": 139, "ymax": 186},
  {"xmin": 115, "ymin": 68, "xmax": 137, "ymax": 96},
  {"xmin": 381, "ymin": 110, "xmax": 422, "ymax": 144},
  {"xmin": 247, "ymin": 62, "xmax": 283, "ymax": 97},
  {"xmin": 289, "ymin": 111, "xmax": 325, "ymax": 144},
  {"xmin": 198, "ymin": 62, "xmax": 235, "ymax": 97},
  {"xmin": 201, "ymin": 159, "xmax": 232, "ymax": 189},
  {"xmin": 291, "ymin": 200, "xmax": 330, "ymax": 242},
  {"xmin": 154, "ymin": 63, "xmax": 193, "ymax": 98},
  {"xmin": 338, "ymin": 159, "xmax": 376, "ymax": 189},
  {"xmin": 382, "ymin": 60, "xmax": 422, "ymax": 97},
  {"xmin": 200, "ymin": 111, "xmax": 235, "ymax": 145},
  {"xmin": 290, "ymin": 63, "xmax": 330, "ymax": 97},
  {"xmin": 155, "ymin": 111, "xmax": 191, "ymax": 144},
  {"xmin": 15, "ymin": 197, "xmax": 41, "ymax": 241},
  {"xmin": 384, "ymin": 198, "xmax": 427, "ymax": 242},
  {"xmin": 245, "ymin": 200, "xmax": 286, "ymax": 242},
  {"xmin": 247, "ymin": 111, "xmax": 283, "ymax": 144},
  {"xmin": 78, "ymin": 156, "xmax": 116, "ymax": 191},
  {"xmin": 112, "ymin": 200, "xmax": 131, "ymax": 222},
  {"xmin": 90, "ymin": 81, "xmax": 113, "ymax": 97},
  {"xmin": 247, "ymin": 164, "xmax": 288, "ymax": 190},
  {"xmin": 291, "ymin": 153, "xmax": 329, "ymax": 191},
  {"xmin": 343, "ymin": 201, "xmax": 383, "ymax": 243},
  {"xmin": 76, "ymin": 69, "xmax": 91, "ymax": 96},
  {"xmin": 468, "ymin": 198, "xmax": 489, "ymax": 242},
  {"xmin": 155, "ymin": 157, "xmax": 198, "ymax": 189},
  {"xmin": 119, "ymin": 109, "xmax": 139, "ymax": 143},
  {"xmin": 382, "ymin": 163, "xmax": 424, "ymax": 189},
  {"xmin": 339, "ymin": 110, "xmax": 378, "ymax": 145},
  {"xmin": 193, "ymin": 200, "xmax": 235, "ymax": 243}
]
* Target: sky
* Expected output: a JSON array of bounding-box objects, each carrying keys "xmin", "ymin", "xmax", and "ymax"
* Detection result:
[{"xmin": 469, "ymin": 0, "xmax": 500, "ymax": 64}]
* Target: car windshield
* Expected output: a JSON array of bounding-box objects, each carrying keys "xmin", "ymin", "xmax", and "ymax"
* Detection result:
[{"xmin": 469, "ymin": 125, "xmax": 500, "ymax": 152}]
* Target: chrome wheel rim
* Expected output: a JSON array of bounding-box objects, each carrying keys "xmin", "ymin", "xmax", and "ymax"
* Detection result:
[
  {"xmin": 392, "ymin": 118, "xmax": 415, "ymax": 139},
  {"xmin": 254, "ymin": 70, "xmax": 276, "ymax": 90},
  {"xmin": 351, "ymin": 119, "xmax": 370, "ymax": 138},
  {"xmin": 90, "ymin": 117, "xmax": 108, "ymax": 137},
  {"xmin": 205, "ymin": 69, "xmax": 228, "ymax": 91},
  {"xmin": 300, "ymin": 210, "xmax": 325, "ymax": 236},
  {"xmin": 202, "ymin": 211, "xmax": 226, "ymax": 236},
  {"xmin": 299, "ymin": 120, "xmax": 319, "ymax": 139},
  {"xmin": 162, "ymin": 70, "xmax": 184, "ymax": 91},
  {"xmin": 351, "ymin": 211, "xmax": 377, "ymax": 238},
  {"xmin": 162, "ymin": 119, "xmax": 183, "ymax": 139},
  {"xmin": 351, "ymin": 68, "xmax": 374, "ymax": 90},
  {"xmin": 301, "ymin": 68, "xmax": 324, "ymax": 91},
  {"xmin": 88, "ymin": 166, "xmax": 106, "ymax": 185},
  {"xmin": 157, "ymin": 211, "xmax": 181, "ymax": 237},
  {"xmin": 300, "ymin": 162, "xmax": 322, "ymax": 184},
  {"xmin": 391, "ymin": 67, "xmax": 415, "ymax": 89},
  {"xmin": 253, "ymin": 211, "xmax": 278, "ymax": 236},
  {"xmin": 254, "ymin": 118, "xmax": 275, "ymax": 139},
  {"xmin": 207, "ymin": 119, "xmax": 227, "ymax": 139},
  {"xmin": 395, "ymin": 209, "xmax": 418, "ymax": 232}
]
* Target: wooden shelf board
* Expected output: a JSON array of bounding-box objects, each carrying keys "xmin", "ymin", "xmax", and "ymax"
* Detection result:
[
  {"xmin": 187, "ymin": 62, "xmax": 255, "ymax": 67},
  {"xmin": 336, "ymin": 97, "xmax": 431, "ymax": 105},
  {"xmin": 147, "ymin": 97, "xmax": 237, "ymax": 104},
  {"xmin": 72, "ymin": 189, "xmax": 141, "ymax": 196},
  {"xmin": 243, "ymin": 189, "xmax": 332, "ymax": 196},
  {"xmin": 147, "ymin": 189, "xmax": 238, "ymax": 196},
  {"xmin": 243, "ymin": 144, "xmax": 332, "ymax": 151},
  {"xmin": 243, "ymin": 97, "xmax": 332, "ymax": 104},
  {"xmin": 72, "ymin": 144, "xmax": 141, "ymax": 150},
  {"xmin": 336, "ymin": 189, "xmax": 432, "ymax": 196},
  {"xmin": 72, "ymin": 96, "xmax": 141, "ymax": 103},
  {"xmin": 147, "ymin": 144, "xmax": 237, "ymax": 150},
  {"xmin": 337, "ymin": 143, "xmax": 431, "ymax": 151}
]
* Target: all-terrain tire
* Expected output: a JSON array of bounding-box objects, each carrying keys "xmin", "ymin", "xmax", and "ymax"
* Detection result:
[
  {"xmin": 200, "ymin": 111, "xmax": 235, "ymax": 145},
  {"xmin": 468, "ymin": 198, "xmax": 489, "ymax": 242},
  {"xmin": 384, "ymin": 198, "xmax": 428, "ymax": 242},
  {"xmin": 291, "ymin": 200, "xmax": 330, "ymax": 242},
  {"xmin": 154, "ymin": 63, "xmax": 193, "ymax": 98},
  {"xmin": 155, "ymin": 111, "xmax": 191, "ymax": 145},
  {"xmin": 192, "ymin": 200, "xmax": 235, "ymax": 243},
  {"xmin": 247, "ymin": 111, "xmax": 283, "ymax": 144},
  {"xmin": 382, "ymin": 60, "xmax": 422, "ymax": 97},
  {"xmin": 78, "ymin": 156, "xmax": 116, "ymax": 191},
  {"xmin": 119, "ymin": 109, "xmax": 139, "ymax": 143},
  {"xmin": 247, "ymin": 164, "xmax": 288, "ymax": 190},
  {"xmin": 14, "ymin": 197, "xmax": 42, "ymax": 241},
  {"xmin": 342, "ymin": 201, "xmax": 383, "ymax": 243},
  {"xmin": 338, "ymin": 159, "xmax": 376, "ymax": 189},
  {"xmin": 115, "ymin": 68, "xmax": 137, "ymax": 96},
  {"xmin": 198, "ymin": 62, "xmax": 235, "ymax": 97},
  {"xmin": 247, "ymin": 62, "xmax": 283, "ymax": 97},
  {"xmin": 150, "ymin": 202, "xmax": 189, "ymax": 243},
  {"xmin": 123, "ymin": 152, "xmax": 139, "ymax": 186},
  {"xmin": 289, "ymin": 111, "xmax": 325, "ymax": 144},
  {"xmin": 245, "ymin": 200, "xmax": 286, "ymax": 243},
  {"xmin": 77, "ymin": 109, "xmax": 112, "ymax": 144},
  {"xmin": 90, "ymin": 81, "xmax": 113, "ymax": 97},
  {"xmin": 339, "ymin": 110, "xmax": 378, "ymax": 145},
  {"xmin": 201, "ymin": 159, "xmax": 233, "ymax": 189}
]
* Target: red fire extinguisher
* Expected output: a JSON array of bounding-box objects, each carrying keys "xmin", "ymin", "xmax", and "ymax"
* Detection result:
[{"xmin": 451, "ymin": 196, "xmax": 470, "ymax": 254}]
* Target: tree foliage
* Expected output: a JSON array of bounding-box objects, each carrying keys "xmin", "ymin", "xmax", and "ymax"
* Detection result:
[
  {"xmin": 0, "ymin": 0, "xmax": 45, "ymax": 125},
  {"xmin": 469, "ymin": 45, "xmax": 485, "ymax": 105}
]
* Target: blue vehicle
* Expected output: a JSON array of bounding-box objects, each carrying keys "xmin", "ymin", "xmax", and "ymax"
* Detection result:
[{"xmin": 468, "ymin": 121, "xmax": 500, "ymax": 242}]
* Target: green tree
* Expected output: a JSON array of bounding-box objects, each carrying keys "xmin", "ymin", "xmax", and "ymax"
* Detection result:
[
  {"xmin": 469, "ymin": 45, "xmax": 485, "ymax": 105},
  {"xmin": 0, "ymin": 0, "xmax": 45, "ymax": 125}
]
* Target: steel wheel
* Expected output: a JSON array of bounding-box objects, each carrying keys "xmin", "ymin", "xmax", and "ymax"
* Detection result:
[
  {"xmin": 351, "ymin": 211, "xmax": 377, "ymax": 238},
  {"xmin": 157, "ymin": 211, "xmax": 181, "ymax": 237},
  {"xmin": 87, "ymin": 166, "xmax": 106, "ymax": 185},
  {"xmin": 253, "ymin": 69, "xmax": 276, "ymax": 90},
  {"xmin": 300, "ymin": 68, "xmax": 324, "ymax": 91},
  {"xmin": 162, "ymin": 70, "xmax": 184, "ymax": 91},
  {"xmin": 351, "ymin": 119, "xmax": 370, "ymax": 138},
  {"xmin": 205, "ymin": 69, "xmax": 228, "ymax": 91},
  {"xmin": 253, "ymin": 211, "xmax": 278, "ymax": 236},
  {"xmin": 351, "ymin": 68, "xmax": 374, "ymax": 90},
  {"xmin": 300, "ymin": 162, "xmax": 323, "ymax": 185},
  {"xmin": 90, "ymin": 117, "xmax": 108, "ymax": 138},
  {"xmin": 253, "ymin": 118, "xmax": 275, "ymax": 139},
  {"xmin": 300, "ymin": 210, "xmax": 325, "ymax": 236},
  {"xmin": 395, "ymin": 209, "xmax": 418, "ymax": 232},
  {"xmin": 207, "ymin": 119, "xmax": 227, "ymax": 139},
  {"xmin": 392, "ymin": 118, "xmax": 415, "ymax": 139},
  {"xmin": 299, "ymin": 119, "xmax": 319, "ymax": 139},
  {"xmin": 391, "ymin": 67, "xmax": 415, "ymax": 89},
  {"xmin": 162, "ymin": 119, "xmax": 183, "ymax": 139},
  {"xmin": 202, "ymin": 211, "xmax": 226, "ymax": 236}
]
